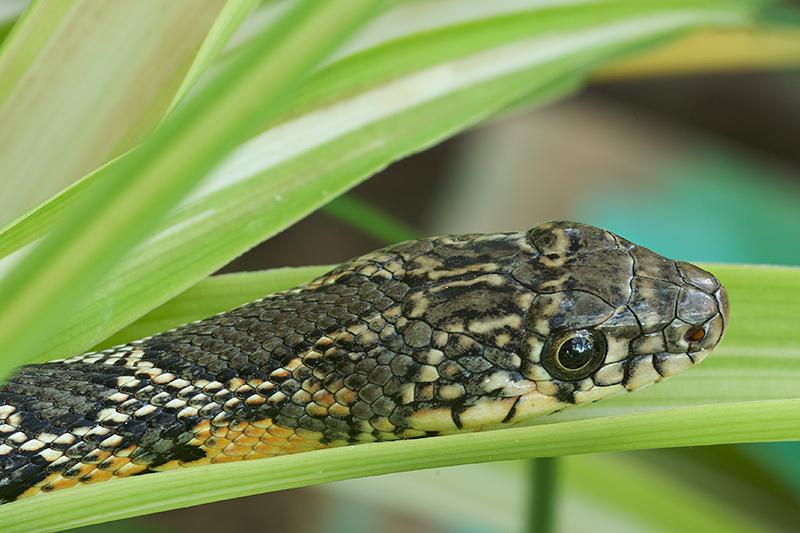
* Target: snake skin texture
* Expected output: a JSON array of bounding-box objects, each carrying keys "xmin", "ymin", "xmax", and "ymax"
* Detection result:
[{"xmin": 0, "ymin": 221, "xmax": 729, "ymax": 503}]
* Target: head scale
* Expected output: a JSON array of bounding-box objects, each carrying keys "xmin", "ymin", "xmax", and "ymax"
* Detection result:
[{"xmin": 387, "ymin": 220, "xmax": 728, "ymax": 433}]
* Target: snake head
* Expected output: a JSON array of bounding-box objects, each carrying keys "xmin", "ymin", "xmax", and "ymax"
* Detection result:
[{"xmin": 506, "ymin": 221, "xmax": 730, "ymax": 422}]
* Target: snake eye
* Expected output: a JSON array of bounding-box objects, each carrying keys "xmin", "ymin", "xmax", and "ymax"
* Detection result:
[{"xmin": 541, "ymin": 329, "xmax": 607, "ymax": 382}]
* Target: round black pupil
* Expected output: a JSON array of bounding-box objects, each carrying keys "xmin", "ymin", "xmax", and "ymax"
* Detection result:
[{"xmin": 558, "ymin": 336, "xmax": 594, "ymax": 369}]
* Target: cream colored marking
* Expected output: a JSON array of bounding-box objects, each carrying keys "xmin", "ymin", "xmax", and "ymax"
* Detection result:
[
  {"xmin": 108, "ymin": 392, "xmax": 129, "ymax": 403},
  {"xmin": 170, "ymin": 378, "xmax": 191, "ymax": 389},
  {"xmin": 416, "ymin": 365, "xmax": 439, "ymax": 382},
  {"xmin": 177, "ymin": 407, "xmax": 200, "ymax": 419},
  {"xmin": 494, "ymin": 333, "xmax": 511, "ymax": 347},
  {"xmin": 632, "ymin": 332, "xmax": 664, "ymax": 355},
  {"xmin": 346, "ymin": 323, "xmax": 369, "ymax": 336},
  {"xmin": 49, "ymin": 456, "xmax": 72, "ymax": 468},
  {"xmin": 523, "ymin": 363, "xmax": 553, "ymax": 382},
  {"xmin": 438, "ymin": 383, "xmax": 466, "ymax": 400},
  {"xmin": 8, "ymin": 432, "xmax": 27, "ymax": 443},
  {"xmin": 163, "ymin": 398, "xmax": 187, "ymax": 410},
  {"xmin": 625, "ymin": 356, "xmax": 659, "ymax": 391},
  {"xmin": 99, "ymin": 435, "xmax": 124, "ymax": 448},
  {"xmin": 152, "ymin": 373, "xmax": 176, "ymax": 385},
  {"xmin": 0, "ymin": 444, "xmax": 11, "ymax": 455},
  {"xmin": 467, "ymin": 313, "xmax": 523, "ymax": 335},
  {"xmin": 133, "ymin": 405, "xmax": 158, "ymax": 418},
  {"xmin": 35, "ymin": 432, "xmax": 58, "ymax": 443},
  {"xmin": 501, "ymin": 390, "xmax": 561, "ymax": 424},
  {"xmin": 407, "ymin": 407, "xmax": 459, "ymax": 432},
  {"xmin": 426, "ymin": 349, "xmax": 444, "ymax": 365},
  {"xmin": 593, "ymin": 361, "xmax": 624, "ymax": 385},
  {"xmin": 85, "ymin": 426, "xmax": 110, "ymax": 438},
  {"xmin": 203, "ymin": 381, "xmax": 224, "ymax": 392},
  {"xmin": 605, "ymin": 334, "xmax": 630, "ymax": 364},
  {"xmin": 415, "ymin": 261, "xmax": 501, "ymax": 281},
  {"xmin": 538, "ymin": 253, "xmax": 569, "ymax": 268},
  {"xmin": 8, "ymin": 413, "xmax": 21, "ymax": 426},
  {"xmin": 101, "ymin": 412, "xmax": 129, "ymax": 425},
  {"xmin": 689, "ymin": 350, "xmax": 710, "ymax": 365},
  {"xmin": 0, "ymin": 405, "xmax": 15, "ymax": 417},
  {"xmin": 574, "ymin": 383, "xmax": 625, "ymax": 404},
  {"xmin": 244, "ymin": 393, "xmax": 263, "ymax": 404},
  {"xmin": 19, "ymin": 439, "xmax": 44, "ymax": 452},
  {"xmin": 481, "ymin": 371, "xmax": 536, "ymax": 396},
  {"xmin": 399, "ymin": 383, "xmax": 414, "ymax": 405},
  {"xmin": 535, "ymin": 380, "xmax": 560, "ymax": 398},
  {"xmin": 531, "ymin": 295, "xmax": 566, "ymax": 336},
  {"xmin": 38, "ymin": 448, "xmax": 62, "ymax": 462},
  {"xmin": 656, "ymin": 353, "xmax": 694, "ymax": 377},
  {"xmin": 457, "ymin": 396, "xmax": 517, "ymax": 429},
  {"xmin": 137, "ymin": 368, "xmax": 163, "ymax": 379},
  {"xmin": 432, "ymin": 330, "xmax": 448, "ymax": 346},
  {"xmin": 224, "ymin": 398, "xmax": 241, "ymax": 409},
  {"xmin": 53, "ymin": 434, "xmax": 75, "ymax": 445},
  {"xmin": 96, "ymin": 408, "xmax": 120, "ymax": 421},
  {"xmin": 267, "ymin": 391, "xmax": 287, "ymax": 404}
]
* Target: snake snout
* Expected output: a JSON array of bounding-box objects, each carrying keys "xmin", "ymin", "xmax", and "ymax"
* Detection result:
[{"xmin": 668, "ymin": 262, "xmax": 730, "ymax": 356}]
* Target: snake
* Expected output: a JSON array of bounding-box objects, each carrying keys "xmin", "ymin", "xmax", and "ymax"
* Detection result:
[{"xmin": 0, "ymin": 221, "xmax": 729, "ymax": 504}]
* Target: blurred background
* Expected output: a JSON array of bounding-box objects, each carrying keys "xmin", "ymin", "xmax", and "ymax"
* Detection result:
[{"xmin": 125, "ymin": 71, "xmax": 800, "ymax": 531}]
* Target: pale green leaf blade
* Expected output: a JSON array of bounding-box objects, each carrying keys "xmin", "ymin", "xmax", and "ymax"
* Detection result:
[
  {"xmin": 0, "ymin": 0, "xmax": 383, "ymax": 379},
  {"xmin": 0, "ymin": 0, "xmax": 231, "ymax": 223}
]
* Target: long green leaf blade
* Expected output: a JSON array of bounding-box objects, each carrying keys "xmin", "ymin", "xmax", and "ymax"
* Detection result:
[
  {"xmin": 0, "ymin": 0, "xmax": 383, "ymax": 379},
  {"xmin": 0, "ymin": 0, "xmax": 232, "ymax": 223}
]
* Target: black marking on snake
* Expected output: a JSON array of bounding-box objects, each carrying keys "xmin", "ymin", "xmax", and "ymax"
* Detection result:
[{"xmin": 0, "ymin": 221, "xmax": 729, "ymax": 503}]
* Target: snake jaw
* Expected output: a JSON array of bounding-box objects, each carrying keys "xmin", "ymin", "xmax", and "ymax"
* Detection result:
[{"xmin": 508, "ymin": 222, "xmax": 730, "ymax": 416}]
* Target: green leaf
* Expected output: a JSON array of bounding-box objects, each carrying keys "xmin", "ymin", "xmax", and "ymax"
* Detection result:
[{"xmin": 0, "ymin": 0, "xmax": 235, "ymax": 223}]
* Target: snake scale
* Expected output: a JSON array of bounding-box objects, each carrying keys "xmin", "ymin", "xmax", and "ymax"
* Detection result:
[{"xmin": 0, "ymin": 221, "xmax": 729, "ymax": 504}]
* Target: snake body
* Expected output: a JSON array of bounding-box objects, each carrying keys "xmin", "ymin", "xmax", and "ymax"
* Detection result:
[{"xmin": 0, "ymin": 221, "xmax": 729, "ymax": 503}]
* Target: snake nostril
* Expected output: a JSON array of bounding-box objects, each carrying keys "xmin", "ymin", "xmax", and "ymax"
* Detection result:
[{"xmin": 684, "ymin": 326, "xmax": 705, "ymax": 343}]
